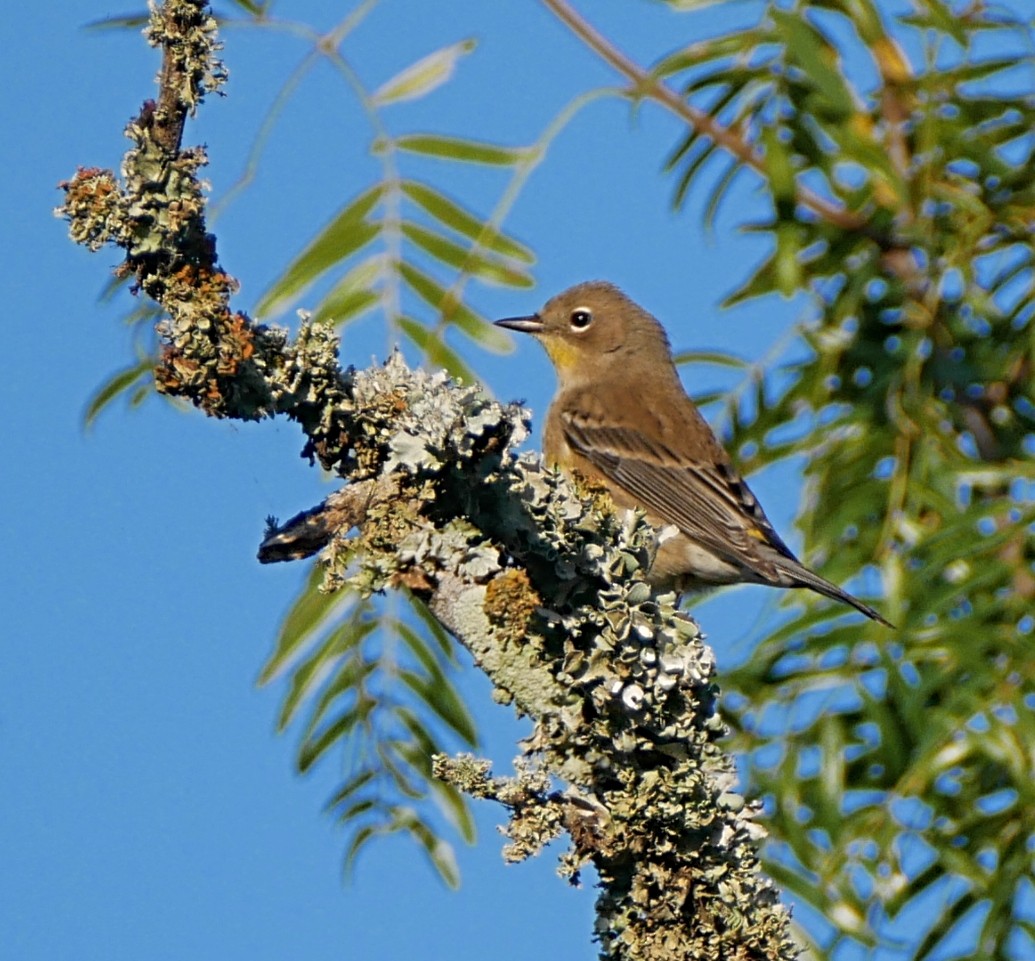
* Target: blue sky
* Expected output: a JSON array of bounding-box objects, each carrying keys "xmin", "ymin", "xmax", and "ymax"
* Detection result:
[{"xmin": 0, "ymin": 1, "xmax": 894, "ymax": 959}]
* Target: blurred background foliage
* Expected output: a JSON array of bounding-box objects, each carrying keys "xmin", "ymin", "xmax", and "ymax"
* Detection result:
[{"xmin": 89, "ymin": 0, "xmax": 1034, "ymax": 957}]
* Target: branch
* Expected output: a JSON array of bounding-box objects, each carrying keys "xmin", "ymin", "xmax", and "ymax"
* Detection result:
[
  {"xmin": 56, "ymin": 3, "xmax": 799, "ymax": 958},
  {"xmin": 540, "ymin": 0, "xmax": 868, "ymax": 234}
]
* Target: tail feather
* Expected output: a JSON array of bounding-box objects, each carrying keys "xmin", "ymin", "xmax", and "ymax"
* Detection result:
[{"xmin": 771, "ymin": 555, "xmax": 894, "ymax": 628}]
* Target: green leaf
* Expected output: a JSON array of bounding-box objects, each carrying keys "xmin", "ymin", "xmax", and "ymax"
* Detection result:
[
  {"xmin": 392, "ymin": 703, "xmax": 440, "ymax": 760},
  {"xmin": 299, "ymin": 659, "xmax": 377, "ymax": 749},
  {"xmin": 771, "ymin": 10, "xmax": 855, "ymax": 118},
  {"xmin": 277, "ymin": 616, "xmax": 378, "ymax": 730},
  {"xmin": 396, "ymin": 622, "xmax": 447, "ymax": 680},
  {"xmin": 906, "ymin": 0, "xmax": 968, "ymax": 46},
  {"xmin": 333, "ymin": 798, "xmax": 377, "ymax": 825},
  {"xmin": 226, "ymin": 0, "xmax": 269, "ymax": 15},
  {"xmin": 703, "ymin": 160, "xmax": 747, "ymax": 229},
  {"xmin": 723, "ymin": 249, "xmax": 780, "ymax": 306},
  {"xmin": 762, "ymin": 126, "xmax": 796, "ymax": 217},
  {"xmin": 299, "ymin": 697, "xmax": 371, "ymax": 773},
  {"xmin": 83, "ymin": 358, "xmax": 153, "ymax": 428},
  {"xmin": 372, "ymin": 39, "xmax": 477, "ymax": 106},
  {"xmin": 399, "ymin": 668, "xmax": 478, "ymax": 745},
  {"xmin": 397, "ymin": 316, "xmax": 477, "ymax": 383},
  {"xmin": 255, "ymin": 186, "xmax": 383, "ymax": 318},
  {"xmin": 377, "ymin": 742, "xmax": 426, "ymax": 799},
  {"xmin": 652, "ymin": 30, "xmax": 766, "ymax": 79},
  {"xmin": 405, "ymin": 591, "xmax": 457, "ymax": 661},
  {"xmin": 399, "ymin": 261, "xmax": 513, "ymax": 352},
  {"xmin": 396, "ymin": 134, "xmax": 529, "ymax": 166},
  {"xmin": 428, "ymin": 775, "xmax": 477, "ymax": 844},
  {"xmin": 323, "ymin": 769, "xmax": 377, "ymax": 814},
  {"xmin": 311, "ymin": 255, "xmax": 385, "ymax": 326},
  {"xmin": 774, "ymin": 221, "xmax": 803, "ymax": 296},
  {"xmin": 84, "ymin": 12, "xmax": 150, "ymax": 30},
  {"xmin": 397, "ymin": 808, "xmax": 461, "ymax": 889},
  {"xmin": 342, "ymin": 824, "xmax": 379, "ymax": 877},
  {"xmin": 401, "ymin": 222, "xmax": 533, "ymax": 287},
  {"xmin": 673, "ymin": 349, "xmax": 748, "ymax": 369},
  {"xmin": 653, "ymin": 0, "xmax": 742, "ymax": 13},
  {"xmin": 670, "ymin": 139, "xmax": 720, "ymax": 209},
  {"xmin": 259, "ymin": 565, "xmax": 349, "ymax": 684},
  {"xmin": 401, "ymin": 180, "xmax": 534, "ymax": 263}
]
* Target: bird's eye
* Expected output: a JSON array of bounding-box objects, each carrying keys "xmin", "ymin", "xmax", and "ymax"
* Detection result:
[{"xmin": 570, "ymin": 308, "xmax": 592, "ymax": 331}]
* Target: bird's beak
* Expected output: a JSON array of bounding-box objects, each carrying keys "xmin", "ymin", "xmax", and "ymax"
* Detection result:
[{"xmin": 494, "ymin": 314, "xmax": 544, "ymax": 334}]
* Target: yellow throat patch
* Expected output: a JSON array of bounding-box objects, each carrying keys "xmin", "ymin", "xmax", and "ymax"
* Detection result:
[{"xmin": 540, "ymin": 336, "xmax": 581, "ymax": 374}]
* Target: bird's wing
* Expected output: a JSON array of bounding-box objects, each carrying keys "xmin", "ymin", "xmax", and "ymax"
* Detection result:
[{"xmin": 560, "ymin": 412, "xmax": 798, "ymax": 574}]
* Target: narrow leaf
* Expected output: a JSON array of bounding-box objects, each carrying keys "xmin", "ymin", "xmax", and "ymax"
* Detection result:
[
  {"xmin": 762, "ymin": 127, "xmax": 796, "ymax": 216},
  {"xmin": 428, "ymin": 776, "xmax": 477, "ymax": 844},
  {"xmin": 323, "ymin": 769, "xmax": 377, "ymax": 813},
  {"xmin": 399, "ymin": 261, "xmax": 513, "ymax": 352},
  {"xmin": 300, "ymin": 704, "xmax": 367, "ymax": 772},
  {"xmin": 372, "ymin": 40, "xmax": 476, "ymax": 106},
  {"xmin": 311, "ymin": 254, "xmax": 386, "ymax": 326},
  {"xmin": 277, "ymin": 617, "xmax": 377, "ymax": 730},
  {"xmin": 771, "ymin": 10, "xmax": 855, "ymax": 117},
  {"xmin": 398, "ymin": 316, "xmax": 477, "ymax": 383},
  {"xmin": 401, "ymin": 180, "xmax": 534, "ymax": 263},
  {"xmin": 396, "ymin": 134, "xmax": 529, "ymax": 166},
  {"xmin": 259, "ymin": 565, "xmax": 348, "ymax": 684},
  {"xmin": 399, "ymin": 668, "xmax": 478, "ymax": 745},
  {"xmin": 343, "ymin": 824, "xmax": 379, "ymax": 877},
  {"xmin": 774, "ymin": 221, "xmax": 803, "ymax": 296},
  {"xmin": 83, "ymin": 359, "xmax": 153, "ymax": 428},
  {"xmin": 673, "ymin": 349, "xmax": 748, "ymax": 369},
  {"xmin": 402, "ymin": 222, "xmax": 533, "ymax": 287},
  {"xmin": 85, "ymin": 12, "xmax": 150, "ymax": 30},
  {"xmin": 405, "ymin": 591, "xmax": 457, "ymax": 661},
  {"xmin": 400, "ymin": 809, "xmax": 461, "ymax": 889},
  {"xmin": 255, "ymin": 186, "xmax": 383, "ymax": 318},
  {"xmin": 910, "ymin": 0, "xmax": 968, "ymax": 45}
]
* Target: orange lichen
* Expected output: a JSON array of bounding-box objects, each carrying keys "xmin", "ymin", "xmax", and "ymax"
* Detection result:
[{"xmin": 483, "ymin": 568, "xmax": 540, "ymax": 645}]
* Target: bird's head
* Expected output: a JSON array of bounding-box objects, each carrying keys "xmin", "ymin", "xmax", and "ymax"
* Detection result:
[{"xmin": 495, "ymin": 281, "xmax": 673, "ymax": 387}]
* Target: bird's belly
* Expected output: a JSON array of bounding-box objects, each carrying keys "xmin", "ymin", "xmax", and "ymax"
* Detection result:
[{"xmin": 649, "ymin": 530, "xmax": 751, "ymax": 592}]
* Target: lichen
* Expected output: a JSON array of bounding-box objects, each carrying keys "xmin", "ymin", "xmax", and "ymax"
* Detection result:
[
  {"xmin": 58, "ymin": 3, "xmax": 798, "ymax": 957},
  {"xmin": 483, "ymin": 569, "xmax": 541, "ymax": 647},
  {"xmin": 287, "ymin": 355, "xmax": 798, "ymax": 961}
]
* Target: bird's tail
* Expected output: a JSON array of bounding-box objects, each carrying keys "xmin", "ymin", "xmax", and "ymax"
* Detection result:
[{"xmin": 772, "ymin": 556, "xmax": 894, "ymax": 628}]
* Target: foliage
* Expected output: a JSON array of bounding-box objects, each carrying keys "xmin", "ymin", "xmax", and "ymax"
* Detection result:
[
  {"xmin": 84, "ymin": 1, "xmax": 1035, "ymax": 957},
  {"xmin": 258, "ymin": 576, "xmax": 476, "ymax": 885},
  {"xmin": 85, "ymin": 0, "xmax": 552, "ymax": 880},
  {"xmin": 652, "ymin": 2, "xmax": 1035, "ymax": 958}
]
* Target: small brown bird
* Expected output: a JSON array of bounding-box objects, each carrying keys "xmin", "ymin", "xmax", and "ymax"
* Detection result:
[{"xmin": 496, "ymin": 280, "xmax": 891, "ymax": 626}]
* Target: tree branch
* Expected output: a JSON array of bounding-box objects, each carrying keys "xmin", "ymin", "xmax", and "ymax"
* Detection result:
[
  {"xmin": 540, "ymin": 0, "xmax": 868, "ymax": 234},
  {"xmin": 56, "ymin": 3, "xmax": 799, "ymax": 958}
]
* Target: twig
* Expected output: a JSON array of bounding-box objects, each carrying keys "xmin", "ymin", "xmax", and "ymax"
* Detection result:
[{"xmin": 540, "ymin": 0, "xmax": 868, "ymax": 233}]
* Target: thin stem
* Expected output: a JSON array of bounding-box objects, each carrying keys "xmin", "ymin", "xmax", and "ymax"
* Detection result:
[
  {"xmin": 211, "ymin": 47, "xmax": 321, "ymax": 222},
  {"xmin": 539, "ymin": 0, "xmax": 868, "ymax": 233},
  {"xmin": 434, "ymin": 87, "xmax": 615, "ymax": 339}
]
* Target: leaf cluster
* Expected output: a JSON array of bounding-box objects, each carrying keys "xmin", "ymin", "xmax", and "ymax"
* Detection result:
[
  {"xmin": 81, "ymin": 1, "xmax": 1035, "ymax": 950},
  {"xmin": 260, "ymin": 577, "xmax": 476, "ymax": 885},
  {"xmin": 655, "ymin": 2, "xmax": 1035, "ymax": 957},
  {"xmin": 83, "ymin": 2, "xmax": 548, "ymax": 882}
]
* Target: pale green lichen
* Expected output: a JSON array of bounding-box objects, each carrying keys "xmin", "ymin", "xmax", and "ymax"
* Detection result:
[
  {"xmin": 292, "ymin": 354, "xmax": 798, "ymax": 961},
  {"xmin": 59, "ymin": 3, "xmax": 797, "ymax": 955},
  {"xmin": 145, "ymin": 0, "xmax": 228, "ymax": 113}
]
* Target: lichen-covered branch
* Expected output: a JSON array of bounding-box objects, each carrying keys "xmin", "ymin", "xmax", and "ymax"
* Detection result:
[{"xmin": 56, "ymin": 3, "xmax": 797, "ymax": 958}]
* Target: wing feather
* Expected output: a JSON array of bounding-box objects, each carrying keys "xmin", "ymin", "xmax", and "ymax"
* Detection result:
[
  {"xmin": 558, "ymin": 406, "xmax": 893, "ymax": 626},
  {"xmin": 561, "ymin": 414, "xmax": 797, "ymax": 569}
]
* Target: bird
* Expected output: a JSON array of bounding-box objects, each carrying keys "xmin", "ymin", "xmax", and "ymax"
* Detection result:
[{"xmin": 495, "ymin": 280, "xmax": 892, "ymax": 627}]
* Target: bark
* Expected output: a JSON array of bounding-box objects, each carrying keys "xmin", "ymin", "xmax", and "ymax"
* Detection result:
[{"xmin": 56, "ymin": 3, "xmax": 798, "ymax": 958}]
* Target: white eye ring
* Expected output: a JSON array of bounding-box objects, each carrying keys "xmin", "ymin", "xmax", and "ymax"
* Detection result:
[{"xmin": 570, "ymin": 307, "xmax": 592, "ymax": 330}]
